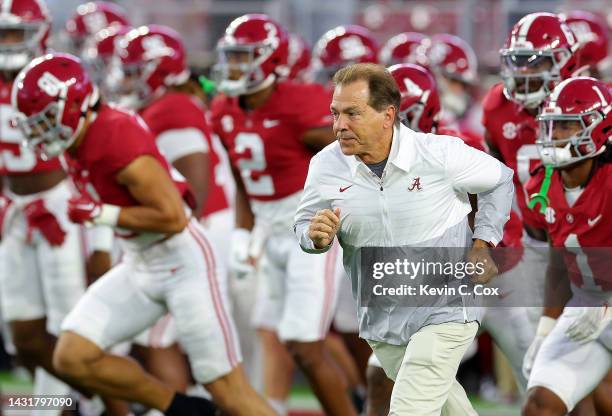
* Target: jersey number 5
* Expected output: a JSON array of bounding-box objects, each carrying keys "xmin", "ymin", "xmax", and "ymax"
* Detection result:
[{"xmin": 0, "ymin": 104, "xmax": 37, "ymax": 172}]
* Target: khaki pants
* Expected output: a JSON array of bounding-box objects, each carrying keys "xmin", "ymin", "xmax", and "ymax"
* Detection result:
[{"xmin": 369, "ymin": 321, "xmax": 479, "ymax": 416}]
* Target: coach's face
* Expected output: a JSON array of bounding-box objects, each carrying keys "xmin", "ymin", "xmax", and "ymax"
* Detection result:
[{"xmin": 331, "ymin": 80, "xmax": 393, "ymax": 162}]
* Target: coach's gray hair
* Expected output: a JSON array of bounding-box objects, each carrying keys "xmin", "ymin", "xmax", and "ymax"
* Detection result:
[{"xmin": 333, "ymin": 63, "xmax": 401, "ymax": 125}]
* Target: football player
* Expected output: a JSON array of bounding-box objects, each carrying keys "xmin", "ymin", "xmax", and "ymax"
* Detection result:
[
  {"xmin": 311, "ymin": 24, "xmax": 379, "ymax": 86},
  {"xmin": 211, "ymin": 14, "xmax": 355, "ymax": 416},
  {"xmin": 81, "ymin": 23, "xmax": 132, "ymax": 91},
  {"xmin": 521, "ymin": 76, "xmax": 612, "ymax": 416},
  {"xmin": 378, "ymin": 32, "xmax": 429, "ymax": 67},
  {"xmin": 560, "ymin": 10, "xmax": 610, "ymax": 79},
  {"xmin": 111, "ymin": 25, "xmax": 210, "ymax": 217},
  {"xmin": 425, "ymin": 34, "xmax": 483, "ymax": 139},
  {"xmin": 285, "ymin": 33, "xmax": 311, "ymax": 82},
  {"xmin": 106, "ymin": 23, "xmax": 217, "ymax": 394},
  {"xmin": 12, "ymin": 52, "xmax": 275, "ymax": 416},
  {"xmin": 482, "ymin": 12, "xmax": 583, "ymax": 390},
  {"xmin": 64, "ymin": 0, "xmax": 129, "ymax": 58},
  {"xmin": 0, "ymin": 0, "xmax": 87, "ymax": 406}
]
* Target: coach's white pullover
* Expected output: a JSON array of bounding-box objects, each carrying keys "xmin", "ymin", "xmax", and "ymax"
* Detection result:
[{"xmin": 294, "ymin": 123, "xmax": 514, "ymax": 345}]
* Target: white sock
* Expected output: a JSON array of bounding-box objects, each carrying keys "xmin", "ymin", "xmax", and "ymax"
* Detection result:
[
  {"xmin": 76, "ymin": 394, "xmax": 105, "ymax": 416},
  {"xmin": 268, "ymin": 398, "xmax": 288, "ymax": 416},
  {"xmin": 32, "ymin": 368, "xmax": 71, "ymax": 416}
]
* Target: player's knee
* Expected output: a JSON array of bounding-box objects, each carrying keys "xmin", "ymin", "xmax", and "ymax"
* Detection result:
[
  {"xmin": 522, "ymin": 387, "xmax": 567, "ymax": 416},
  {"xmin": 10, "ymin": 319, "xmax": 49, "ymax": 359},
  {"xmin": 285, "ymin": 340, "xmax": 324, "ymax": 370},
  {"xmin": 53, "ymin": 332, "xmax": 101, "ymax": 380},
  {"xmin": 205, "ymin": 366, "xmax": 252, "ymax": 411}
]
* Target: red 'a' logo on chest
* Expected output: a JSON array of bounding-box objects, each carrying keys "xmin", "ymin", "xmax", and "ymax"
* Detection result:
[{"xmin": 408, "ymin": 177, "xmax": 422, "ymax": 191}]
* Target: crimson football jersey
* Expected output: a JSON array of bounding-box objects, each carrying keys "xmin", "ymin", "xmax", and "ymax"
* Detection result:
[
  {"xmin": 524, "ymin": 164, "xmax": 612, "ymax": 291},
  {"xmin": 482, "ymin": 83, "xmax": 542, "ymax": 250},
  {"xmin": 211, "ymin": 81, "xmax": 333, "ymax": 201},
  {"xmin": 140, "ymin": 92, "xmax": 229, "ymax": 217},
  {"xmin": 482, "ymin": 83, "xmax": 539, "ymax": 173},
  {"xmin": 0, "ymin": 78, "xmax": 61, "ymax": 175},
  {"xmin": 66, "ymin": 104, "xmax": 191, "ymax": 209}
]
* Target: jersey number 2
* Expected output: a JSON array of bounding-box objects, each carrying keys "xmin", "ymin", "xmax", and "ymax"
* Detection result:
[{"xmin": 235, "ymin": 133, "xmax": 275, "ymax": 196}]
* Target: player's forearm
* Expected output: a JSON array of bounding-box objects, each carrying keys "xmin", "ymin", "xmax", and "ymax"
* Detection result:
[
  {"xmin": 117, "ymin": 205, "xmax": 188, "ymax": 234},
  {"xmin": 235, "ymin": 191, "xmax": 254, "ymax": 230},
  {"xmin": 232, "ymin": 171, "xmax": 254, "ymax": 230}
]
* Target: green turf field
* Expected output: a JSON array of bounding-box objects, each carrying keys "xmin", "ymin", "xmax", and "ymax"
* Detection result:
[{"xmin": 0, "ymin": 371, "xmax": 521, "ymax": 415}]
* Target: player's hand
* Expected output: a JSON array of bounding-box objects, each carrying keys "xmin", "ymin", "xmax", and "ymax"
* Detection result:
[
  {"xmin": 468, "ymin": 239, "xmax": 498, "ymax": 284},
  {"xmin": 68, "ymin": 195, "xmax": 102, "ymax": 225},
  {"xmin": 308, "ymin": 208, "xmax": 340, "ymax": 249},
  {"xmin": 522, "ymin": 316, "xmax": 557, "ymax": 378},
  {"xmin": 565, "ymin": 306, "xmax": 612, "ymax": 344},
  {"xmin": 230, "ymin": 228, "xmax": 255, "ymax": 279},
  {"xmin": 23, "ymin": 199, "xmax": 66, "ymax": 246}
]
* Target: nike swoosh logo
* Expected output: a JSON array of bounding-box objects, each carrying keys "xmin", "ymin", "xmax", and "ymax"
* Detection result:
[
  {"xmin": 263, "ymin": 119, "xmax": 280, "ymax": 128},
  {"xmin": 339, "ymin": 185, "xmax": 353, "ymax": 193},
  {"xmin": 588, "ymin": 214, "xmax": 602, "ymax": 227}
]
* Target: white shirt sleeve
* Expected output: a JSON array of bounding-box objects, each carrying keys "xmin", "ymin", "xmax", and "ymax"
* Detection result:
[
  {"xmin": 293, "ymin": 155, "xmax": 334, "ymax": 253},
  {"xmin": 156, "ymin": 128, "xmax": 209, "ymax": 164},
  {"xmin": 445, "ymin": 137, "xmax": 514, "ymax": 246}
]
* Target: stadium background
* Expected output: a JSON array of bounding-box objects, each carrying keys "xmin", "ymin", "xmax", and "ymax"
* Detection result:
[{"xmin": 1, "ymin": 1, "xmax": 609, "ymax": 415}]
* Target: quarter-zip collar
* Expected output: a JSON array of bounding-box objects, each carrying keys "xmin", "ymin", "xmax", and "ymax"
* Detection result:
[{"xmin": 343, "ymin": 124, "xmax": 416, "ymax": 178}]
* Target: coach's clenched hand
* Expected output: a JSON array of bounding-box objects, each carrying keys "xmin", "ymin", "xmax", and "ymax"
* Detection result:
[
  {"xmin": 468, "ymin": 239, "xmax": 498, "ymax": 284},
  {"xmin": 308, "ymin": 208, "xmax": 341, "ymax": 249}
]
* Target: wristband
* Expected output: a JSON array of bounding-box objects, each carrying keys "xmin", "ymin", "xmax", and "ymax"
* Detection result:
[
  {"xmin": 89, "ymin": 225, "xmax": 114, "ymax": 252},
  {"xmin": 93, "ymin": 204, "xmax": 121, "ymax": 227},
  {"xmin": 536, "ymin": 316, "xmax": 557, "ymax": 337}
]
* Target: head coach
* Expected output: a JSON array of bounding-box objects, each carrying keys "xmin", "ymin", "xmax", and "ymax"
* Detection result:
[{"xmin": 294, "ymin": 63, "xmax": 514, "ymax": 415}]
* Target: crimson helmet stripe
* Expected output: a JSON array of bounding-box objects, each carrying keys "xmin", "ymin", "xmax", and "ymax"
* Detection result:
[
  {"xmin": 516, "ymin": 12, "xmax": 540, "ymax": 42},
  {"xmin": 592, "ymin": 84, "xmax": 609, "ymax": 108}
]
